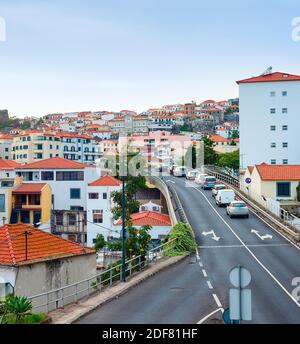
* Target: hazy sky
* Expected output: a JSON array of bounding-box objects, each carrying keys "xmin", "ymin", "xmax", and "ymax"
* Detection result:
[{"xmin": 0, "ymin": 0, "xmax": 299, "ymax": 117}]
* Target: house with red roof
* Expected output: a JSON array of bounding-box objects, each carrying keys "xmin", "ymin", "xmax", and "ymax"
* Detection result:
[
  {"xmin": 242, "ymin": 163, "xmax": 300, "ymax": 212},
  {"xmin": 87, "ymin": 175, "xmax": 122, "ymax": 245},
  {"xmin": 0, "ymin": 223, "xmax": 95, "ymax": 303},
  {"xmin": 237, "ymin": 70, "xmax": 300, "ymax": 167}
]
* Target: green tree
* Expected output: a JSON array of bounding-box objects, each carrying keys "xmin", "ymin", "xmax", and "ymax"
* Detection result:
[
  {"xmin": 4, "ymin": 296, "xmax": 32, "ymax": 324},
  {"xmin": 94, "ymin": 233, "xmax": 106, "ymax": 252},
  {"xmin": 20, "ymin": 121, "xmax": 31, "ymax": 130},
  {"xmin": 202, "ymin": 136, "xmax": 217, "ymax": 165},
  {"xmin": 217, "ymin": 149, "xmax": 240, "ymax": 170}
]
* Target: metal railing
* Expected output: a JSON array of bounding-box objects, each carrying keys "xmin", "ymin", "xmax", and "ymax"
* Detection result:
[
  {"xmin": 204, "ymin": 166, "xmax": 240, "ymax": 188},
  {"xmin": 29, "ymin": 238, "xmax": 176, "ymax": 313}
]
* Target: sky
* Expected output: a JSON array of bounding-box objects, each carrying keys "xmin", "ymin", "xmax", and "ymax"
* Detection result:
[{"xmin": 0, "ymin": 0, "xmax": 300, "ymax": 117}]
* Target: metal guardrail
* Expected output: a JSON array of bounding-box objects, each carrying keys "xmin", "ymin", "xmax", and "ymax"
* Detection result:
[
  {"xmin": 29, "ymin": 238, "xmax": 176, "ymax": 313},
  {"xmin": 204, "ymin": 167, "xmax": 300, "ymax": 238}
]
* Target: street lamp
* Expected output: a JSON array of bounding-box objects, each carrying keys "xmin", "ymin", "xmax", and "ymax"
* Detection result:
[{"xmin": 121, "ymin": 175, "xmax": 126, "ymax": 282}]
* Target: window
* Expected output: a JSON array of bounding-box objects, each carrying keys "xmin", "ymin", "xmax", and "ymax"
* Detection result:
[
  {"xmin": 271, "ymin": 159, "xmax": 276, "ymax": 164},
  {"xmin": 70, "ymin": 206, "xmax": 84, "ymax": 211},
  {"xmin": 282, "ymin": 159, "xmax": 289, "ymax": 165},
  {"xmin": 68, "ymin": 214, "xmax": 76, "ymax": 226},
  {"xmin": 282, "ymin": 108, "xmax": 288, "ymax": 114},
  {"xmin": 56, "ymin": 213, "xmax": 63, "ymax": 226},
  {"xmin": 70, "ymin": 188, "xmax": 81, "ymax": 199},
  {"xmin": 89, "ymin": 193, "xmax": 99, "ymax": 199},
  {"xmin": 103, "ymin": 193, "xmax": 107, "ymax": 200},
  {"xmin": 270, "ymin": 108, "xmax": 276, "ymax": 114},
  {"xmin": 276, "ymin": 182, "xmax": 290, "ymax": 197},
  {"xmin": 270, "ymin": 91, "xmax": 276, "ymax": 97},
  {"xmin": 282, "ymin": 125, "xmax": 288, "ymax": 131},
  {"xmin": 270, "ymin": 125, "xmax": 276, "ymax": 131},
  {"xmin": 282, "ymin": 91, "xmax": 288, "ymax": 96},
  {"xmin": 36, "ymin": 144, "xmax": 43, "ymax": 150},
  {"xmin": 20, "ymin": 210, "xmax": 30, "ymax": 224},
  {"xmin": 282, "ymin": 142, "xmax": 288, "ymax": 148},
  {"xmin": 93, "ymin": 210, "xmax": 103, "ymax": 223},
  {"xmin": 50, "ymin": 145, "xmax": 53, "ymax": 149},
  {"xmin": 5, "ymin": 148, "xmax": 8, "ymax": 152},
  {"xmin": 41, "ymin": 171, "xmax": 54, "ymax": 181},
  {"xmin": 56, "ymin": 171, "xmax": 84, "ymax": 181},
  {"xmin": 270, "ymin": 142, "xmax": 276, "ymax": 148},
  {"xmin": 36, "ymin": 153, "xmax": 43, "ymax": 159},
  {"xmin": 0, "ymin": 194, "xmax": 5, "ymax": 212}
]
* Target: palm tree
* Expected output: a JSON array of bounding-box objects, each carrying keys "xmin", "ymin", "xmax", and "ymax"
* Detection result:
[{"xmin": 4, "ymin": 296, "xmax": 32, "ymax": 323}]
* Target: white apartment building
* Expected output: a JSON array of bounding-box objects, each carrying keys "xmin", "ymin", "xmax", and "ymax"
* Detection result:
[
  {"xmin": 238, "ymin": 71, "xmax": 300, "ymax": 167},
  {"xmin": 86, "ymin": 175, "xmax": 121, "ymax": 245},
  {"xmin": 108, "ymin": 114, "xmax": 150, "ymax": 135},
  {"xmin": 0, "ymin": 134, "xmax": 13, "ymax": 160},
  {"xmin": 15, "ymin": 157, "xmax": 99, "ymax": 211}
]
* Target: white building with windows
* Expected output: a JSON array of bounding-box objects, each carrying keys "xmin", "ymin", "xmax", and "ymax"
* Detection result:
[
  {"xmin": 86, "ymin": 175, "xmax": 121, "ymax": 246},
  {"xmin": 237, "ymin": 71, "xmax": 300, "ymax": 167}
]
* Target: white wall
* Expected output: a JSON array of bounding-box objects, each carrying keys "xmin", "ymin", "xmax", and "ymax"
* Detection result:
[{"xmin": 239, "ymin": 80, "xmax": 300, "ymax": 167}]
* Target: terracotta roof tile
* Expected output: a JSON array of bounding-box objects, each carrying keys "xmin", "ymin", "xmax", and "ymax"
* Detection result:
[
  {"xmin": 237, "ymin": 72, "xmax": 300, "ymax": 84},
  {"xmin": 256, "ymin": 163, "xmax": 300, "ymax": 180},
  {"xmin": 116, "ymin": 211, "xmax": 171, "ymax": 226},
  {"xmin": 12, "ymin": 183, "xmax": 47, "ymax": 194},
  {"xmin": 89, "ymin": 175, "xmax": 121, "ymax": 187},
  {"xmin": 17, "ymin": 157, "xmax": 94, "ymax": 169},
  {"xmin": 0, "ymin": 159, "xmax": 21, "ymax": 170},
  {"xmin": 0, "ymin": 224, "xmax": 94, "ymax": 266}
]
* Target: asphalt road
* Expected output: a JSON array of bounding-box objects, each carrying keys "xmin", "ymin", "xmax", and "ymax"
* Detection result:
[{"xmin": 77, "ymin": 175, "xmax": 300, "ymax": 324}]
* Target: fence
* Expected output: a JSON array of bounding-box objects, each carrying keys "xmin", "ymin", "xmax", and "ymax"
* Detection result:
[
  {"xmin": 204, "ymin": 166, "xmax": 300, "ymax": 235},
  {"xmin": 29, "ymin": 238, "xmax": 176, "ymax": 313}
]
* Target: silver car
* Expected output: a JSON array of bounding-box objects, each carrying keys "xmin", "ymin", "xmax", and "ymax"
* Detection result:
[
  {"xmin": 226, "ymin": 201, "xmax": 249, "ymax": 218},
  {"xmin": 212, "ymin": 184, "xmax": 226, "ymax": 197}
]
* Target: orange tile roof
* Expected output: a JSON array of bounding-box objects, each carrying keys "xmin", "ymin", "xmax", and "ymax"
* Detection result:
[
  {"xmin": 209, "ymin": 135, "xmax": 229, "ymax": 142},
  {"xmin": 256, "ymin": 163, "xmax": 300, "ymax": 181},
  {"xmin": 237, "ymin": 72, "xmax": 300, "ymax": 84},
  {"xmin": 247, "ymin": 166, "xmax": 254, "ymax": 174},
  {"xmin": 0, "ymin": 134, "xmax": 14, "ymax": 139},
  {"xmin": 0, "ymin": 159, "xmax": 21, "ymax": 170},
  {"xmin": 17, "ymin": 157, "xmax": 94, "ymax": 169},
  {"xmin": 89, "ymin": 175, "xmax": 121, "ymax": 187},
  {"xmin": 0, "ymin": 224, "xmax": 94, "ymax": 266},
  {"xmin": 13, "ymin": 183, "xmax": 47, "ymax": 194},
  {"xmin": 55, "ymin": 132, "xmax": 93, "ymax": 139},
  {"xmin": 116, "ymin": 211, "xmax": 171, "ymax": 226}
]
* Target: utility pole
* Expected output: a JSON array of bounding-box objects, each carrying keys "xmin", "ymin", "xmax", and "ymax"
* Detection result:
[{"xmin": 121, "ymin": 176, "xmax": 126, "ymax": 282}]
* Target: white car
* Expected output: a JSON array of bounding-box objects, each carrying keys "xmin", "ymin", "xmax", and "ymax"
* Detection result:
[
  {"xmin": 195, "ymin": 173, "xmax": 208, "ymax": 185},
  {"xmin": 212, "ymin": 184, "xmax": 226, "ymax": 197},
  {"xmin": 186, "ymin": 170, "xmax": 198, "ymax": 180},
  {"xmin": 226, "ymin": 201, "xmax": 249, "ymax": 218},
  {"xmin": 173, "ymin": 166, "xmax": 186, "ymax": 177}
]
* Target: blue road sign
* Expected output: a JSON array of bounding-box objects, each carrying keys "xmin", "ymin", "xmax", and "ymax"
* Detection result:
[{"xmin": 245, "ymin": 177, "xmax": 252, "ymax": 184}]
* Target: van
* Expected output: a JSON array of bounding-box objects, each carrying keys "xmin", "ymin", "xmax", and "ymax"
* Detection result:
[
  {"xmin": 215, "ymin": 189, "xmax": 235, "ymax": 207},
  {"xmin": 201, "ymin": 176, "xmax": 217, "ymax": 190},
  {"xmin": 173, "ymin": 166, "xmax": 186, "ymax": 177}
]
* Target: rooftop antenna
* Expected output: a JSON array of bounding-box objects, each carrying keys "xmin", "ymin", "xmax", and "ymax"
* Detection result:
[{"xmin": 261, "ymin": 66, "xmax": 273, "ymax": 76}]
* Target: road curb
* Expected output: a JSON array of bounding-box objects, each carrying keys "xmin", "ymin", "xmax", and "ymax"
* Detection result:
[{"xmin": 49, "ymin": 254, "xmax": 188, "ymax": 324}]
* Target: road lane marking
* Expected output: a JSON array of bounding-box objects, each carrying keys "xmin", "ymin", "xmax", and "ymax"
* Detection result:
[
  {"xmin": 199, "ymin": 244, "xmax": 291, "ymax": 249},
  {"xmin": 193, "ymin": 187, "xmax": 300, "ymax": 309},
  {"xmin": 202, "ymin": 230, "xmax": 220, "ymax": 242},
  {"xmin": 207, "ymin": 280, "xmax": 213, "ymax": 289},
  {"xmin": 197, "ymin": 307, "xmax": 223, "ymax": 324},
  {"xmin": 251, "ymin": 229, "xmax": 273, "ymax": 241},
  {"xmin": 199, "ymin": 262, "xmax": 203, "ymax": 267},
  {"xmin": 202, "ymin": 269, "xmax": 207, "ymax": 277},
  {"xmin": 197, "ymin": 308, "xmax": 223, "ymax": 324},
  {"xmin": 212, "ymin": 294, "xmax": 223, "ymax": 308}
]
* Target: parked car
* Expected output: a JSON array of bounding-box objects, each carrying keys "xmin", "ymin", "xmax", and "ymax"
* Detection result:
[
  {"xmin": 201, "ymin": 176, "xmax": 217, "ymax": 190},
  {"xmin": 212, "ymin": 184, "xmax": 226, "ymax": 197},
  {"xmin": 226, "ymin": 201, "xmax": 249, "ymax": 218},
  {"xmin": 215, "ymin": 189, "xmax": 235, "ymax": 207},
  {"xmin": 195, "ymin": 173, "xmax": 208, "ymax": 185},
  {"xmin": 173, "ymin": 166, "xmax": 186, "ymax": 177},
  {"xmin": 186, "ymin": 170, "xmax": 198, "ymax": 180}
]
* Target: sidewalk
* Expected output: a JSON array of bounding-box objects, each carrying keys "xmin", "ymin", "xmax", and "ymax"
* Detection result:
[{"xmin": 49, "ymin": 255, "xmax": 188, "ymax": 324}]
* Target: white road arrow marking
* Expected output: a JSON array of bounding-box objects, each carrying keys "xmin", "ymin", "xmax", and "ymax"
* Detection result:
[
  {"xmin": 251, "ymin": 229, "xmax": 273, "ymax": 241},
  {"xmin": 202, "ymin": 230, "xmax": 220, "ymax": 242},
  {"xmin": 166, "ymin": 180, "xmax": 175, "ymax": 184}
]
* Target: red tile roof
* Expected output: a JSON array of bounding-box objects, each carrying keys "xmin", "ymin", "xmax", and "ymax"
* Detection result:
[
  {"xmin": 0, "ymin": 224, "xmax": 94, "ymax": 266},
  {"xmin": 237, "ymin": 72, "xmax": 300, "ymax": 84},
  {"xmin": 116, "ymin": 211, "xmax": 171, "ymax": 226},
  {"xmin": 255, "ymin": 163, "xmax": 300, "ymax": 181},
  {"xmin": 209, "ymin": 135, "xmax": 229, "ymax": 142},
  {"xmin": 17, "ymin": 157, "xmax": 94, "ymax": 169},
  {"xmin": 0, "ymin": 159, "xmax": 21, "ymax": 170},
  {"xmin": 13, "ymin": 183, "xmax": 47, "ymax": 194},
  {"xmin": 89, "ymin": 175, "xmax": 121, "ymax": 187},
  {"xmin": 248, "ymin": 166, "xmax": 254, "ymax": 174}
]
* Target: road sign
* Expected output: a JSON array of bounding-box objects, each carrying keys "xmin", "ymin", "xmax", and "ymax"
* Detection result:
[
  {"xmin": 245, "ymin": 177, "xmax": 252, "ymax": 184},
  {"xmin": 229, "ymin": 266, "xmax": 251, "ymax": 288},
  {"xmin": 230, "ymin": 289, "xmax": 252, "ymax": 321}
]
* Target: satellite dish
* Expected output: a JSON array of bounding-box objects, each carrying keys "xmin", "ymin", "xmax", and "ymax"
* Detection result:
[{"xmin": 261, "ymin": 66, "xmax": 273, "ymax": 76}]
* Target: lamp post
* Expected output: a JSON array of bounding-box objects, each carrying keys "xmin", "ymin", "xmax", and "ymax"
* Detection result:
[{"xmin": 121, "ymin": 175, "xmax": 126, "ymax": 282}]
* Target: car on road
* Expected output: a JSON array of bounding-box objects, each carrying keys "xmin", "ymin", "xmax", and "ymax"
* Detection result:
[
  {"xmin": 195, "ymin": 173, "xmax": 208, "ymax": 185},
  {"xmin": 215, "ymin": 189, "xmax": 235, "ymax": 206},
  {"xmin": 226, "ymin": 201, "xmax": 249, "ymax": 218},
  {"xmin": 201, "ymin": 176, "xmax": 217, "ymax": 189},
  {"xmin": 173, "ymin": 166, "xmax": 186, "ymax": 177},
  {"xmin": 186, "ymin": 170, "xmax": 198, "ymax": 180},
  {"xmin": 212, "ymin": 184, "xmax": 226, "ymax": 197},
  {"xmin": 169, "ymin": 164, "xmax": 179, "ymax": 175}
]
